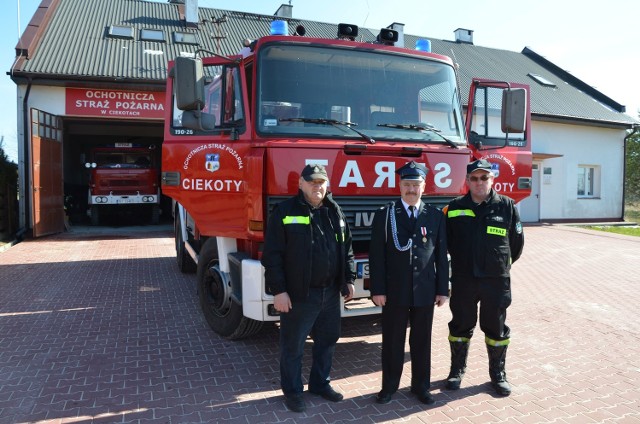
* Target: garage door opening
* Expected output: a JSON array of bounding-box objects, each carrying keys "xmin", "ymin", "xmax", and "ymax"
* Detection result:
[{"xmin": 62, "ymin": 118, "xmax": 171, "ymax": 227}]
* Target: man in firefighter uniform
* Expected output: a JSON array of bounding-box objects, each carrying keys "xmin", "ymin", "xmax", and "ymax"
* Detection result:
[
  {"xmin": 444, "ymin": 159, "xmax": 524, "ymax": 396},
  {"xmin": 369, "ymin": 161, "xmax": 449, "ymax": 405},
  {"xmin": 262, "ymin": 164, "xmax": 355, "ymax": 413}
]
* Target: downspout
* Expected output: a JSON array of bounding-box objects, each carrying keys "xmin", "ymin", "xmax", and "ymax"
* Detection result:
[
  {"xmin": 17, "ymin": 77, "xmax": 33, "ymax": 239},
  {"xmin": 623, "ymin": 124, "xmax": 639, "ymax": 221}
]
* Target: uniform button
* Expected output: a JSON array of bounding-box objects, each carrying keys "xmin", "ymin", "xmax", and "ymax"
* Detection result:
[{"xmin": 414, "ymin": 266, "xmax": 418, "ymax": 270}]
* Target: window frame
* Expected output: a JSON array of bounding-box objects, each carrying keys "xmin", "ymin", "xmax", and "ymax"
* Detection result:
[
  {"xmin": 141, "ymin": 29, "xmax": 165, "ymax": 42},
  {"xmin": 577, "ymin": 165, "xmax": 600, "ymax": 198},
  {"xmin": 108, "ymin": 25, "xmax": 134, "ymax": 40}
]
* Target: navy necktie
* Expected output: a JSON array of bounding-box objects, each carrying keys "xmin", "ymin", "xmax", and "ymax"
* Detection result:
[{"xmin": 408, "ymin": 205, "xmax": 416, "ymax": 226}]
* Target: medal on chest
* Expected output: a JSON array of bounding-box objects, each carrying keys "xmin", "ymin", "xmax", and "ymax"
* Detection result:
[{"xmin": 421, "ymin": 226, "xmax": 427, "ymax": 243}]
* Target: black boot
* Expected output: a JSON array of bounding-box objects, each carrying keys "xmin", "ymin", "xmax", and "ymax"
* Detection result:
[
  {"xmin": 445, "ymin": 339, "xmax": 470, "ymax": 390},
  {"xmin": 486, "ymin": 343, "xmax": 511, "ymax": 396}
]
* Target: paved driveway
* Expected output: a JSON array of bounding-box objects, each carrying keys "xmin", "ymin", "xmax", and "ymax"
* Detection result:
[{"xmin": 1, "ymin": 224, "xmax": 639, "ymax": 423}]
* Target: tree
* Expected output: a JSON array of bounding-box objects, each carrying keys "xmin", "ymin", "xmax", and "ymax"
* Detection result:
[
  {"xmin": 626, "ymin": 128, "xmax": 640, "ymax": 205},
  {"xmin": 0, "ymin": 136, "xmax": 19, "ymax": 240}
]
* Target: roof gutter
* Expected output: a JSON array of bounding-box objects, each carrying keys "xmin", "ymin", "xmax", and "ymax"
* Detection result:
[
  {"xmin": 532, "ymin": 112, "xmax": 637, "ymax": 130},
  {"xmin": 10, "ymin": 73, "xmax": 166, "ymax": 91}
]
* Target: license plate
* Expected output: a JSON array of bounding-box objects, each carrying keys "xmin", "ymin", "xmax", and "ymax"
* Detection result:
[{"xmin": 356, "ymin": 261, "xmax": 369, "ymax": 279}]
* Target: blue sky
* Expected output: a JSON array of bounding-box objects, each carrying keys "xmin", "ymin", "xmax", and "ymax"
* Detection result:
[{"xmin": 2, "ymin": 0, "xmax": 639, "ymax": 163}]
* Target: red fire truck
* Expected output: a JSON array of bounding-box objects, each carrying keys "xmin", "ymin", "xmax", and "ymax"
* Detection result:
[
  {"xmin": 161, "ymin": 22, "xmax": 532, "ymax": 339},
  {"xmin": 85, "ymin": 143, "xmax": 161, "ymax": 225}
]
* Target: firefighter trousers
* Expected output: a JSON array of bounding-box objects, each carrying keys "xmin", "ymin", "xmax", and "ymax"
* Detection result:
[{"xmin": 448, "ymin": 276, "xmax": 512, "ymax": 342}]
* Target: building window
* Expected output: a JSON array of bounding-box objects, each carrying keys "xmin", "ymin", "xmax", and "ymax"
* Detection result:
[
  {"xmin": 528, "ymin": 73, "xmax": 556, "ymax": 88},
  {"xmin": 577, "ymin": 165, "xmax": 599, "ymax": 198},
  {"xmin": 174, "ymin": 31, "xmax": 199, "ymax": 45},
  {"xmin": 141, "ymin": 29, "xmax": 165, "ymax": 42},
  {"xmin": 108, "ymin": 25, "xmax": 134, "ymax": 39}
]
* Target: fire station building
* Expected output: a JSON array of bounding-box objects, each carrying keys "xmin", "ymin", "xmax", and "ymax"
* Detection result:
[{"xmin": 10, "ymin": 0, "xmax": 639, "ymax": 237}]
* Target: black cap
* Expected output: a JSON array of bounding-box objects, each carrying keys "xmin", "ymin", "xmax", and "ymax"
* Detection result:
[
  {"xmin": 301, "ymin": 164, "xmax": 329, "ymax": 182},
  {"xmin": 396, "ymin": 161, "xmax": 428, "ymax": 181},
  {"xmin": 467, "ymin": 159, "xmax": 494, "ymax": 175}
]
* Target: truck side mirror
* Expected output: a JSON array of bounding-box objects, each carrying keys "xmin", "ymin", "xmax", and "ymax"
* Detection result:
[
  {"xmin": 501, "ymin": 88, "xmax": 526, "ymax": 133},
  {"xmin": 181, "ymin": 111, "xmax": 217, "ymax": 131},
  {"xmin": 174, "ymin": 56, "xmax": 205, "ymax": 111}
]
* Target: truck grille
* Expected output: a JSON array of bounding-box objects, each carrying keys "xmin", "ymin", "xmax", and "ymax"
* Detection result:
[{"xmin": 266, "ymin": 195, "xmax": 453, "ymax": 241}]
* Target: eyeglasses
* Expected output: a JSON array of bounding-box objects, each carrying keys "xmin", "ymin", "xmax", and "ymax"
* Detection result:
[{"xmin": 468, "ymin": 174, "xmax": 491, "ymax": 182}]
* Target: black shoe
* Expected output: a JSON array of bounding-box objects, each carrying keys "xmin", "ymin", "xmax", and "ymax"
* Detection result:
[
  {"xmin": 491, "ymin": 380, "xmax": 512, "ymax": 396},
  {"xmin": 445, "ymin": 375, "xmax": 462, "ymax": 390},
  {"xmin": 375, "ymin": 391, "xmax": 393, "ymax": 404},
  {"xmin": 284, "ymin": 394, "xmax": 306, "ymax": 412},
  {"xmin": 410, "ymin": 387, "xmax": 435, "ymax": 405},
  {"xmin": 309, "ymin": 386, "xmax": 344, "ymax": 402}
]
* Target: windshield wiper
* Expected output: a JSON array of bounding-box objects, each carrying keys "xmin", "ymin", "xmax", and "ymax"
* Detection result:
[
  {"xmin": 376, "ymin": 122, "xmax": 459, "ymax": 149},
  {"xmin": 280, "ymin": 118, "xmax": 376, "ymax": 144}
]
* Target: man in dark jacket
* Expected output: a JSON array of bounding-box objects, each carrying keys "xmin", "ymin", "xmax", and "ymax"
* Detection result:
[
  {"xmin": 444, "ymin": 159, "xmax": 524, "ymax": 396},
  {"xmin": 369, "ymin": 161, "xmax": 449, "ymax": 406},
  {"xmin": 262, "ymin": 164, "xmax": 356, "ymax": 413}
]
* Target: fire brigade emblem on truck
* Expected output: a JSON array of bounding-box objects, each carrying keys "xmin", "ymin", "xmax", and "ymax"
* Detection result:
[
  {"xmin": 205, "ymin": 154, "xmax": 220, "ymax": 173},
  {"xmin": 491, "ymin": 163, "xmax": 500, "ymax": 178},
  {"xmin": 180, "ymin": 144, "xmax": 244, "ymax": 193},
  {"xmin": 481, "ymin": 154, "xmax": 518, "ymax": 193},
  {"xmin": 484, "ymin": 154, "xmax": 515, "ymax": 176}
]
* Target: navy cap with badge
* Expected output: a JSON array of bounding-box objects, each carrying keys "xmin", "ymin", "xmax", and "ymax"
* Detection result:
[
  {"xmin": 396, "ymin": 161, "xmax": 428, "ymax": 181},
  {"xmin": 466, "ymin": 159, "xmax": 494, "ymax": 175},
  {"xmin": 301, "ymin": 164, "xmax": 329, "ymax": 182}
]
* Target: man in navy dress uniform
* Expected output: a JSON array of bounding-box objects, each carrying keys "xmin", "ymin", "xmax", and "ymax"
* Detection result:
[{"xmin": 369, "ymin": 160, "xmax": 449, "ymax": 405}]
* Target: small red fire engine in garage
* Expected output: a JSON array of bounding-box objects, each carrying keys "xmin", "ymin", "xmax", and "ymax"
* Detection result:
[
  {"xmin": 161, "ymin": 21, "xmax": 532, "ymax": 339},
  {"xmin": 85, "ymin": 143, "xmax": 161, "ymax": 225}
]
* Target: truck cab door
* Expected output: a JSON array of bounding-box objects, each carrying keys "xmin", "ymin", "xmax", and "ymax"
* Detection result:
[{"xmin": 465, "ymin": 79, "xmax": 532, "ymax": 203}]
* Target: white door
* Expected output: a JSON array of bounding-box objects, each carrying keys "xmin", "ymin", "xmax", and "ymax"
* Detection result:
[{"xmin": 519, "ymin": 162, "xmax": 540, "ymax": 222}]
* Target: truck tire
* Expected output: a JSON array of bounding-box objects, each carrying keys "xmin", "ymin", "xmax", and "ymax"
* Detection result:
[
  {"xmin": 90, "ymin": 206, "xmax": 100, "ymax": 226},
  {"xmin": 197, "ymin": 238, "xmax": 263, "ymax": 339},
  {"xmin": 175, "ymin": 215, "xmax": 196, "ymax": 273}
]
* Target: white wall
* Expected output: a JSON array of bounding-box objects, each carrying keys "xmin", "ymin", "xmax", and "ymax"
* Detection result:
[{"xmin": 532, "ymin": 120, "xmax": 626, "ymax": 221}]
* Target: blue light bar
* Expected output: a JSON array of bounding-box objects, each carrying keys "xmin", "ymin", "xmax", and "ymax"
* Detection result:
[
  {"xmin": 270, "ymin": 20, "xmax": 287, "ymax": 36},
  {"xmin": 416, "ymin": 39, "xmax": 431, "ymax": 52}
]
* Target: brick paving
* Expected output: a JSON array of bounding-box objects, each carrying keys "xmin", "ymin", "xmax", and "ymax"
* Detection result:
[{"xmin": 0, "ymin": 224, "xmax": 639, "ymax": 423}]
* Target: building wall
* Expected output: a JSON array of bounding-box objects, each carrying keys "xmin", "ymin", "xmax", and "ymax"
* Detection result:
[{"xmin": 534, "ymin": 120, "xmax": 625, "ymax": 221}]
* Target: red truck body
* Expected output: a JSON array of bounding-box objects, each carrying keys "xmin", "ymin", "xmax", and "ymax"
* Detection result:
[
  {"xmin": 161, "ymin": 23, "xmax": 532, "ymax": 339},
  {"xmin": 86, "ymin": 144, "xmax": 161, "ymax": 225}
]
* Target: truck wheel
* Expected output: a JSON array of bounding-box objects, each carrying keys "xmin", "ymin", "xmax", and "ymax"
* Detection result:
[
  {"xmin": 197, "ymin": 238, "xmax": 263, "ymax": 339},
  {"xmin": 151, "ymin": 205, "xmax": 160, "ymax": 225},
  {"xmin": 90, "ymin": 206, "xmax": 100, "ymax": 226},
  {"xmin": 175, "ymin": 215, "xmax": 196, "ymax": 273}
]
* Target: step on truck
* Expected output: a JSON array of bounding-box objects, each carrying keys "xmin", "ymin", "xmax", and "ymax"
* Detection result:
[{"xmin": 161, "ymin": 21, "xmax": 532, "ymax": 339}]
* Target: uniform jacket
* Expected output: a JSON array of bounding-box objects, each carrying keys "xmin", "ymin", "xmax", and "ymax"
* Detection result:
[
  {"xmin": 445, "ymin": 189, "xmax": 524, "ymax": 279},
  {"xmin": 369, "ymin": 200, "xmax": 449, "ymax": 307},
  {"xmin": 261, "ymin": 190, "xmax": 356, "ymax": 301}
]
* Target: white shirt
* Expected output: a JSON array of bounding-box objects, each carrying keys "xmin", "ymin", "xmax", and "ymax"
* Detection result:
[{"xmin": 401, "ymin": 199, "xmax": 421, "ymax": 219}]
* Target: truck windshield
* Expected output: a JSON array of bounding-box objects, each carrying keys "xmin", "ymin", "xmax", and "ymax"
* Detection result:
[
  {"xmin": 256, "ymin": 44, "xmax": 465, "ymax": 145},
  {"xmin": 95, "ymin": 152, "xmax": 153, "ymax": 169}
]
